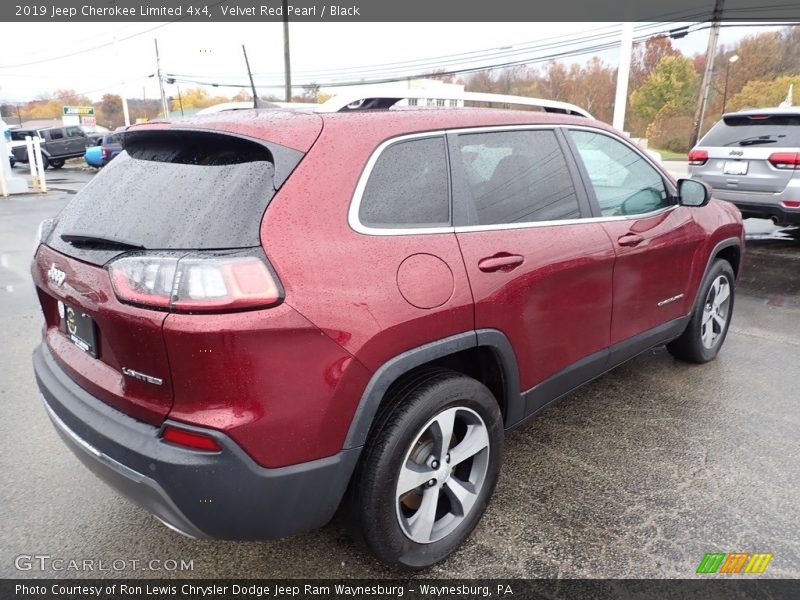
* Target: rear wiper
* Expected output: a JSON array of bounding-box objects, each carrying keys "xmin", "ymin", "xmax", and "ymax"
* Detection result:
[
  {"xmin": 738, "ymin": 139, "xmax": 778, "ymax": 146},
  {"xmin": 728, "ymin": 135, "xmax": 783, "ymax": 146},
  {"xmin": 60, "ymin": 232, "xmax": 145, "ymax": 250}
]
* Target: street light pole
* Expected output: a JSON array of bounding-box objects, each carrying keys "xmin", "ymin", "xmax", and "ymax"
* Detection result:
[{"xmin": 722, "ymin": 54, "xmax": 739, "ymax": 114}]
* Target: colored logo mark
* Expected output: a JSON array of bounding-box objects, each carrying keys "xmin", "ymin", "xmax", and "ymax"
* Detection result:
[{"xmin": 696, "ymin": 552, "xmax": 773, "ymax": 574}]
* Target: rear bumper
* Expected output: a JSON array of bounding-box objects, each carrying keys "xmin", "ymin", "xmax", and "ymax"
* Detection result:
[
  {"xmin": 719, "ymin": 199, "xmax": 800, "ymax": 225},
  {"xmin": 33, "ymin": 343, "xmax": 360, "ymax": 540},
  {"xmin": 708, "ymin": 190, "xmax": 800, "ymax": 225}
]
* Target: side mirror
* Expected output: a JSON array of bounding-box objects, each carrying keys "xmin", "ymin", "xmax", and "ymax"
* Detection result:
[{"xmin": 678, "ymin": 178, "xmax": 711, "ymax": 207}]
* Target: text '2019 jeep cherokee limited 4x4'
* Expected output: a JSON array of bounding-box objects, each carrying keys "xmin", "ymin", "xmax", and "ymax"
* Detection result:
[{"xmin": 32, "ymin": 93, "xmax": 744, "ymax": 569}]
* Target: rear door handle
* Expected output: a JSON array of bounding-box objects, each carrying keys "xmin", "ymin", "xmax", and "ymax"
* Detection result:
[
  {"xmin": 478, "ymin": 253, "xmax": 524, "ymax": 273},
  {"xmin": 617, "ymin": 234, "xmax": 644, "ymax": 247}
]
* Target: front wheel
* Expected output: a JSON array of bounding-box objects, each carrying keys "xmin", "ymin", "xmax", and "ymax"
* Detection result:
[
  {"xmin": 667, "ymin": 259, "xmax": 735, "ymax": 363},
  {"xmin": 349, "ymin": 370, "xmax": 504, "ymax": 570},
  {"xmin": 49, "ymin": 159, "xmax": 65, "ymax": 169}
]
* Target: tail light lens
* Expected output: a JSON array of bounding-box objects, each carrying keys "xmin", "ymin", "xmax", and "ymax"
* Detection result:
[
  {"xmin": 768, "ymin": 152, "xmax": 800, "ymax": 170},
  {"xmin": 101, "ymin": 147, "xmax": 109, "ymax": 159},
  {"xmin": 108, "ymin": 250, "xmax": 282, "ymax": 313},
  {"xmin": 688, "ymin": 150, "xmax": 708, "ymax": 166},
  {"xmin": 781, "ymin": 200, "xmax": 800, "ymax": 209},
  {"xmin": 162, "ymin": 425, "xmax": 222, "ymax": 452}
]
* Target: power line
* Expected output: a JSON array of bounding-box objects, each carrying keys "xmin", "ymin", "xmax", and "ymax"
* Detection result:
[{"xmin": 163, "ymin": 21, "xmax": 792, "ymax": 91}]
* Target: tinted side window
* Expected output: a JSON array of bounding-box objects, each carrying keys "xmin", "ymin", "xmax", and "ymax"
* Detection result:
[
  {"xmin": 359, "ymin": 136, "xmax": 449, "ymax": 228},
  {"xmin": 456, "ymin": 130, "xmax": 581, "ymax": 225},
  {"xmin": 66, "ymin": 127, "xmax": 83, "ymax": 138},
  {"xmin": 48, "ymin": 129, "xmax": 64, "ymax": 140},
  {"xmin": 568, "ymin": 130, "xmax": 670, "ymax": 217}
]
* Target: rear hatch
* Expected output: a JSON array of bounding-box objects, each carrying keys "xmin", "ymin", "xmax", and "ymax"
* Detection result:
[
  {"xmin": 32, "ymin": 124, "xmax": 313, "ymax": 425},
  {"xmin": 691, "ymin": 112, "xmax": 800, "ymax": 193}
]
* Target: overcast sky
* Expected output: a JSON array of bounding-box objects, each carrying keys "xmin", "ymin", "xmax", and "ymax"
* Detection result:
[{"xmin": 0, "ymin": 22, "xmax": 782, "ymax": 102}]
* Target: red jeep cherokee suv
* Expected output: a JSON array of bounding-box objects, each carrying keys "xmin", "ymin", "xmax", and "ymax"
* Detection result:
[{"xmin": 32, "ymin": 100, "xmax": 744, "ymax": 569}]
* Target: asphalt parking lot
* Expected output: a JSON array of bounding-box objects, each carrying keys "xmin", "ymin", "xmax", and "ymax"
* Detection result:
[{"xmin": 1, "ymin": 163, "xmax": 798, "ymax": 579}]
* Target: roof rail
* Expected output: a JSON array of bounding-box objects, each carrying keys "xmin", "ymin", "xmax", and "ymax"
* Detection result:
[{"xmin": 315, "ymin": 86, "xmax": 593, "ymax": 118}]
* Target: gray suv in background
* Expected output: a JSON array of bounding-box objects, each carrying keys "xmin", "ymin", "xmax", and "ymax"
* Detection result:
[
  {"xmin": 689, "ymin": 108, "xmax": 800, "ymax": 226},
  {"xmin": 10, "ymin": 125, "xmax": 90, "ymax": 169}
]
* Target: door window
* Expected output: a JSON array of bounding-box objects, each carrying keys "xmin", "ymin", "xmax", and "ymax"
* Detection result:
[
  {"xmin": 66, "ymin": 127, "xmax": 84, "ymax": 138},
  {"xmin": 456, "ymin": 130, "xmax": 581, "ymax": 225},
  {"xmin": 568, "ymin": 129, "xmax": 671, "ymax": 217},
  {"xmin": 359, "ymin": 136, "xmax": 450, "ymax": 229},
  {"xmin": 48, "ymin": 129, "xmax": 64, "ymax": 140}
]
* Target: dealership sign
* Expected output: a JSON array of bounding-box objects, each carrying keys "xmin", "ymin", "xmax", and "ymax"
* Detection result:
[{"xmin": 62, "ymin": 106, "xmax": 95, "ymax": 116}]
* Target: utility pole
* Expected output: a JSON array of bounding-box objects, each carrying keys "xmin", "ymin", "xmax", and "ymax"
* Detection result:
[
  {"xmin": 282, "ymin": 0, "xmax": 291, "ymax": 102},
  {"xmin": 691, "ymin": 0, "xmax": 725, "ymax": 147},
  {"xmin": 242, "ymin": 45, "xmax": 259, "ymax": 107},
  {"xmin": 612, "ymin": 22, "xmax": 634, "ymax": 132},
  {"xmin": 154, "ymin": 38, "xmax": 169, "ymax": 118}
]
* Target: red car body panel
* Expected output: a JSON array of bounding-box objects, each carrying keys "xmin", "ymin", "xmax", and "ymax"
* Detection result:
[
  {"xmin": 261, "ymin": 124, "xmax": 475, "ymax": 372},
  {"xmin": 455, "ymin": 224, "xmax": 615, "ymax": 390},
  {"xmin": 600, "ymin": 207, "xmax": 707, "ymax": 344},
  {"xmin": 162, "ymin": 304, "xmax": 373, "ymax": 467},
  {"xmin": 32, "ymin": 245, "xmax": 173, "ymax": 425}
]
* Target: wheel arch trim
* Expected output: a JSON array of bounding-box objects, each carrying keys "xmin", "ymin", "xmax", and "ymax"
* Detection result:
[
  {"xmin": 690, "ymin": 237, "xmax": 742, "ymax": 314},
  {"xmin": 342, "ymin": 329, "xmax": 522, "ymax": 450}
]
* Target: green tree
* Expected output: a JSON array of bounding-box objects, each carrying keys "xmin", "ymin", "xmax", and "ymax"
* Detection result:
[
  {"xmin": 728, "ymin": 75, "xmax": 800, "ymax": 111},
  {"xmin": 630, "ymin": 56, "xmax": 699, "ymax": 126}
]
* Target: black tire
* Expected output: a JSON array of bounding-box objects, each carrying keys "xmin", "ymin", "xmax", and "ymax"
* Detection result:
[
  {"xmin": 348, "ymin": 369, "xmax": 504, "ymax": 570},
  {"xmin": 49, "ymin": 159, "xmax": 65, "ymax": 169},
  {"xmin": 40, "ymin": 155, "xmax": 50, "ymax": 169},
  {"xmin": 667, "ymin": 259, "xmax": 735, "ymax": 363}
]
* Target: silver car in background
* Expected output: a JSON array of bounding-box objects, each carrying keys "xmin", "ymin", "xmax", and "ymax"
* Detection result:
[{"xmin": 689, "ymin": 107, "xmax": 800, "ymax": 226}]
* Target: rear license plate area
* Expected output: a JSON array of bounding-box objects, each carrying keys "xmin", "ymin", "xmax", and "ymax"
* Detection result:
[
  {"xmin": 723, "ymin": 161, "xmax": 748, "ymax": 175},
  {"xmin": 59, "ymin": 301, "xmax": 98, "ymax": 357}
]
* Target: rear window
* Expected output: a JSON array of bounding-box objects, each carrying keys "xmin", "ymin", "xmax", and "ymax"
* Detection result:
[
  {"xmin": 700, "ymin": 114, "xmax": 800, "ymax": 147},
  {"xmin": 48, "ymin": 131, "xmax": 289, "ymax": 265},
  {"xmin": 10, "ymin": 130, "xmax": 35, "ymax": 142}
]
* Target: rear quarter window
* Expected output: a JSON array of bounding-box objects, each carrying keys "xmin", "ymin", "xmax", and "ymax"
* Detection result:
[{"xmin": 358, "ymin": 136, "xmax": 450, "ymax": 229}]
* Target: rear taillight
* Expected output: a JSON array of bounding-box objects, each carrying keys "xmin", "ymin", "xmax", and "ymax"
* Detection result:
[
  {"xmin": 768, "ymin": 152, "xmax": 800, "ymax": 170},
  {"xmin": 781, "ymin": 200, "xmax": 800, "ymax": 209},
  {"xmin": 108, "ymin": 250, "xmax": 282, "ymax": 313},
  {"xmin": 161, "ymin": 425, "xmax": 222, "ymax": 452},
  {"xmin": 101, "ymin": 147, "xmax": 109, "ymax": 159},
  {"xmin": 688, "ymin": 150, "xmax": 708, "ymax": 166}
]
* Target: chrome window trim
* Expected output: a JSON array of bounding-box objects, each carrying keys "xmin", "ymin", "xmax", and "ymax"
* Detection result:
[
  {"xmin": 453, "ymin": 205, "xmax": 678, "ymax": 233},
  {"xmin": 348, "ymin": 124, "xmax": 679, "ymax": 237}
]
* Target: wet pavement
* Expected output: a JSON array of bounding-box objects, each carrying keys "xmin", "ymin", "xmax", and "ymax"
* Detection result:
[{"xmin": 1, "ymin": 166, "xmax": 798, "ymax": 578}]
